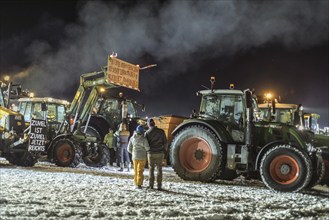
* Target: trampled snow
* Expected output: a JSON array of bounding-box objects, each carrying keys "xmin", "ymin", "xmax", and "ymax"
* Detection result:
[{"xmin": 0, "ymin": 158, "xmax": 328, "ymax": 220}]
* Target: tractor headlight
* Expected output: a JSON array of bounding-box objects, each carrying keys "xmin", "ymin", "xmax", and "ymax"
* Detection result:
[{"xmin": 4, "ymin": 132, "xmax": 12, "ymax": 139}]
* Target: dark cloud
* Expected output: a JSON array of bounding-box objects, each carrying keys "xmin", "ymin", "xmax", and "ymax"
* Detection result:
[{"xmin": 1, "ymin": 0, "xmax": 328, "ymax": 126}]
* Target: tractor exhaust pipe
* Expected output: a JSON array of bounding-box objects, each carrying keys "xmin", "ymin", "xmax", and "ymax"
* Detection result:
[
  {"xmin": 246, "ymin": 108, "xmax": 253, "ymax": 146},
  {"xmin": 245, "ymin": 90, "xmax": 253, "ymax": 147}
]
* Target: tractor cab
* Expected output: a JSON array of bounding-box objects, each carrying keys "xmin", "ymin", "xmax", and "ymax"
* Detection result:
[
  {"xmin": 17, "ymin": 97, "xmax": 69, "ymax": 126},
  {"xmin": 197, "ymin": 89, "xmax": 256, "ymax": 143},
  {"xmin": 258, "ymin": 103, "xmax": 300, "ymax": 126},
  {"xmin": 16, "ymin": 97, "xmax": 69, "ymax": 143},
  {"xmin": 94, "ymin": 96, "xmax": 140, "ymax": 130},
  {"xmin": 199, "ymin": 89, "xmax": 245, "ymax": 126}
]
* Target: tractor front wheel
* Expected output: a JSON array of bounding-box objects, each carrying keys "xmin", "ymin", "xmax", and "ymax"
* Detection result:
[
  {"xmin": 83, "ymin": 144, "xmax": 110, "ymax": 167},
  {"xmin": 260, "ymin": 145, "xmax": 312, "ymax": 192},
  {"xmin": 52, "ymin": 138, "xmax": 81, "ymax": 167}
]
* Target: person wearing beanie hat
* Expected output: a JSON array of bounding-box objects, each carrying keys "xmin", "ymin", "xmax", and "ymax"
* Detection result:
[
  {"xmin": 145, "ymin": 117, "xmax": 167, "ymax": 190},
  {"xmin": 128, "ymin": 125, "xmax": 150, "ymax": 189}
]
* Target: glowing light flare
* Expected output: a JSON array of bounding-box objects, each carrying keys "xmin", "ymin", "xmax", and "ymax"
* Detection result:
[
  {"xmin": 264, "ymin": 92, "xmax": 273, "ymax": 100},
  {"xmin": 99, "ymin": 87, "xmax": 106, "ymax": 93},
  {"xmin": 4, "ymin": 75, "xmax": 10, "ymax": 81},
  {"xmin": 29, "ymin": 92, "xmax": 35, "ymax": 98}
]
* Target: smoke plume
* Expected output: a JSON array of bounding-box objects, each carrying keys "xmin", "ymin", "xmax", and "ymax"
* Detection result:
[{"xmin": 3, "ymin": 0, "xmax": 329, "ymax": 96}]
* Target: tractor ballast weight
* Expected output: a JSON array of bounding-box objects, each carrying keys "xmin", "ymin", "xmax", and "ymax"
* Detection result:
[{"xmin": 170, "ymin": 85, "xmax": 327, "ymax": 192}]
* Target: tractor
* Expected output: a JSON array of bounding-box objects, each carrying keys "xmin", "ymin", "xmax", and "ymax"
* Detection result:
[
  {"xmin": 258, "ymin": 102, "xmax": 329, "ymax": 148},
  {"xmin": 170, "ymin": 79, "xmax": 328, "ymax": 192},
  {"xmin": 0, "ymin": 79, "xmax": 36, "ymax": 166},
  {"xmin": 47, "ymin": 56, "xmax": 149, "ymax": 167}
]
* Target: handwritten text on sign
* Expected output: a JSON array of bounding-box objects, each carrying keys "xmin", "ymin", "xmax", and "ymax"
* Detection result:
[
  {"xmin": 107, "ymin": 56, "xmax": 140, "ymax": 91},
  {"xmin": 28, "ymin": 119, "xmax": 47, "ymax": 152}
]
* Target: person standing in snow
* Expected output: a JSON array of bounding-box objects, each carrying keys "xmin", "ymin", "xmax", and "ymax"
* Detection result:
[
  {"xmin": 103, "ymin": 128, "xmax": 116, "ymax": 166},
  {"xmin": 128, "ymin": 125, "xmax": 150, "ymax": 189},
  {"xmin": 115, "ymin": 123, "xmax": 131, "ymax": 171},
  {"xmin": 145, "ymin": 118, "xmax": 167, "ymax": 190}
]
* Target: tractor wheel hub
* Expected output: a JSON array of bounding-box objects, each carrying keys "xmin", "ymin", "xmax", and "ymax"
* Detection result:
[
  {"xmin": 280, "ymin": 164, "xmax": 291, "ymax": 175},
  {"xmin": 194, "ymin": 149, "xmax": 205, "ymax": 161}
]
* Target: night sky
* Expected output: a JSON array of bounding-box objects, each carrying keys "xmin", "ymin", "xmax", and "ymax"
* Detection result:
[{"xmin": 1, "ymin": 0, "xmax": 328, "ymax": 127}]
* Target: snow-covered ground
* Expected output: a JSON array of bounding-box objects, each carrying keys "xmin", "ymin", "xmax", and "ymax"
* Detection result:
[{"xmin": 0, "ymin": 158, "xmax": 328, "ymax": 220}]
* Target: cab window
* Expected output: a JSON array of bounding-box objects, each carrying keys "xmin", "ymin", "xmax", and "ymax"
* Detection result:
[
  {"xmin": 47, "ymin": 104, "xmax": 57, "ymax": 122},
  {"xmin": 127, "ymin": 102, "xmax": 137, "ymax": 118},
  {"xmin": 57, "ymin": 105, "xmax": 65, "ymax": 122},
  {"xmin": 32, "ymin": 103, "xmax": 45, "ymax": 120},
  {"xmin": 19, "ymin": 102, "xmax": 27, "ymax": 115},
  {"xmin": 200, "ymin": 94, "xmax": 243, "ymax": 124},
  {"xmin": 24, "ymin": 102, "xmax": 32, "ymax": 122}
]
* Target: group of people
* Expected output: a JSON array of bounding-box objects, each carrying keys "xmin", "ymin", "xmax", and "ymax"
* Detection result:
[
  {"xmin": 103, "ymin": 118, "xmax": 167, "ymax": 190},
  {"xmin": 103, "ymin": 123, "xmax": 131, "ymax": 171}
]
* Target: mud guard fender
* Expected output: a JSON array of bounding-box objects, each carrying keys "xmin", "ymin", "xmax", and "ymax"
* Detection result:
[{"xmin": 172, "ymin": 119, "xmax": 233, "ymax": 143}]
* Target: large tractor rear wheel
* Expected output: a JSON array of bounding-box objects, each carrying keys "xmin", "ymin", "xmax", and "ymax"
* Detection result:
[
  {"xmin": 170, "ymin": 125, "xmax": 225, "ymax": 182},
  {"xmin": 83, "ymin": 144, "xmax": 110, "ymax": 167},
  {"xmin": 260, "ymin": 145, "xmax": 312, "ymax": 192},
  {"xmin": 52, "ymin": 138, "xmax": 82, "ymax": 167}
]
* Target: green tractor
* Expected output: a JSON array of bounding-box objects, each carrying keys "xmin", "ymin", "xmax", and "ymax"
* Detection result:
[
  {"xmin": 15, "ymin": 93, "xmax": 142, "ymax": 166},
  {"xmin": 14, "ymin": 97, "xmax": 69, "ymax": 161},
  {"xmin": 258, "ymin": 102, "xmax": 329, "ymax": 157},
  {"xmin": 170, "ymin": 80, "xmax": 328, "ymax": 192},
  {"xmin": 47, "ymin": 56, "xmax": 148, "ymax": 167}
]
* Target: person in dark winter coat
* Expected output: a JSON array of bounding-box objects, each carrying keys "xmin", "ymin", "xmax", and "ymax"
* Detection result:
[
  {"xmin": 145, "ymin": 118, "xmax": 167, "ymax": 190},
  {"xmin": 128, "ymin": 125, "xmax": 150, "ymax": 189}
]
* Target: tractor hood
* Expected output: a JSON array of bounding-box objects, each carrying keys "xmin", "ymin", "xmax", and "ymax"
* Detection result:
[{"xmin": 254, "ymin": 121, "xmax": 314, "ymax": 151}]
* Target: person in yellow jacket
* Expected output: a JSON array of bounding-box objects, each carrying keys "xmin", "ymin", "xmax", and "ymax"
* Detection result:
[
  {"xmin": 103, "ymin": 128, "xmax": 116, "ymax": 166},
  {"xmin": 128, "ymin": 125, "xmax": 150, "ymax": 189}
]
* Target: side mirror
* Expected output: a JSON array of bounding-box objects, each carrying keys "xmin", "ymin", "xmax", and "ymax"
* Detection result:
[
  {"xmin": 271, "ymin": 100, "xmax": 276, "ymax": 114},
  {"xmin": 245, "ymin": 91, "xmax": 252, "ymax": 108},
  {"xmin": 298, "ymin": 104, "xmax": 303, "ymax": 116},
  {"xmin": 190, "ymin": 109, "xmax": 197, "ymax": 118},
  {"xmin": 41, "ymin": 102, "xmax": 47, "ymax": 111}
]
